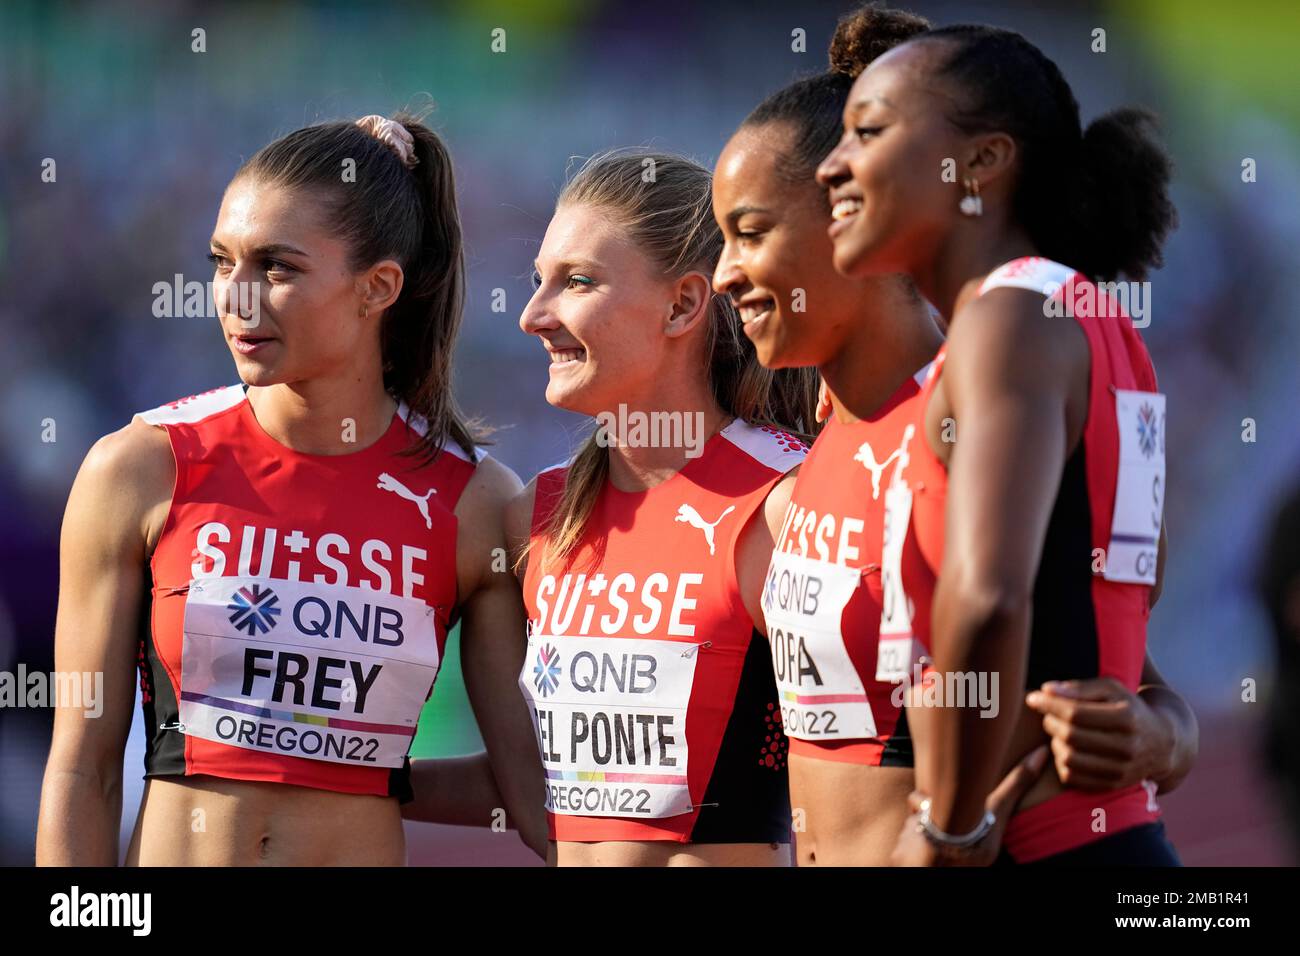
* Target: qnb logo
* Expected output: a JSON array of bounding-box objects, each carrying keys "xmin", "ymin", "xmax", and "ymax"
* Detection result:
[
  {"xmin": 1136, "ymin": 402, "xmax": 1159, "ymax": 459},
  {"xmin": 227, "ymin": 583, "xmax": 281, "ymax": 635},
  {"xmin": 533, "ymin": 643, "xmax": 561, "ymax": 697},
  {"xmin": 674, "ymin": 503, "xmax": 735, "ymax": 556},
  {"xmin": 377, "ymin": 472, "xmax": 437, "ymax": 529}
]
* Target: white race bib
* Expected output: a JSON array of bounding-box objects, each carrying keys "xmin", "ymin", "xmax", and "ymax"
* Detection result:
[
  {"xmin": 763, "ymin": 549, "xmax": 875, "ymax": 739},
  {"xmin": 179, "ymin": 575, "xmax": 441, "ymax": 767},
  {"xmin": 1104, "ymin": 390, "xmax": 1166, "ymax": 585},
  {"xmin": 877, "ymin": 482, "xmax": 925, "ymax": 682},
  {"xmin": 519, "ymin": 633, "xmax": 701, "ymax": 819}
]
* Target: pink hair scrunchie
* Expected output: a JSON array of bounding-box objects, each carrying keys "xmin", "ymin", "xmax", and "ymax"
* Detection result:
[{"xmin": 354, "ymin": 114, "xmax": 418, "ymax": 169}]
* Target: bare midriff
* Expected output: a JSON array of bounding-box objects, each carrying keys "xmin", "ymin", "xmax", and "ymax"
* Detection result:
[{"xmin": 125, "ymin": 775, "xmax": 406, "ymax": 866}]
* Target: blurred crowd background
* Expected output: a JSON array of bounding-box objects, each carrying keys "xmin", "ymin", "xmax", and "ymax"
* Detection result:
[{"xmin": 2, "ymin": 0, "xmax": 1297, "ymax": 865}]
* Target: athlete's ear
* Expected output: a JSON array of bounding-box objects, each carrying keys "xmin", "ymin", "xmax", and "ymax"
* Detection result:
[
  {"xmin": 962, "ymin": 131, "xmax": 1017, "ymax": 195},
  {"xmin": 663, "ymin": 272, "xmax": 713, "ymax": 340},
  {"xmin": 356, "ymin": 259, "xmax": 404, "ymax": 318}
]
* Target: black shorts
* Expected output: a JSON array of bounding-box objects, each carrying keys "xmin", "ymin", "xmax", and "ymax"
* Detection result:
[{"xmin": 995, "ymin": 821, "xmax": 1181, "ymax": 866}]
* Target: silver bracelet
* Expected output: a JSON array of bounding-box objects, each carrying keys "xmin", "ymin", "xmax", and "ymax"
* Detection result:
[{"xmin": 915, "ymin": 797, "xmax": 996, "ymax": 849}]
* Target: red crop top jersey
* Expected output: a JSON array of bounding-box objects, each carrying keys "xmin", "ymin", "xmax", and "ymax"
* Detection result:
[
  {"xmin": 763, "ymin": 366, "xmax": 933, "ymax": 766},
  {"xmin": 519, "ymin": 420, "xmax": 807, "ymax": 843},
  {"xmin": 134, "ymin": 384, "xmax": 480, "ymax": 802},
  {"xmin": 888, "ymin": 257, "xmax": 1167, "ymax": 862}
]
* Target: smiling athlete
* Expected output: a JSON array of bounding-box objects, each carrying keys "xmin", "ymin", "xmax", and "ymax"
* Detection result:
[
  {"xmin": 509, "ymin": 150, "xmax": 819, "ymax": 866},
  {"xmin": 815, "ymin": 24, "xmax": 1193, "ymax": 864},
  {"xmin": 713, "ymin": 3, "xmax": 1197, "ymax": 866}
]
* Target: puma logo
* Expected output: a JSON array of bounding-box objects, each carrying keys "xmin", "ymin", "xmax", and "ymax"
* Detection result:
[
  {"xmin": 853, "ymin": 441, "xmax": 905, "ymax": 499},
  {"xmin": 377, "ymin": 472, "xmax": 437, "ymax": 529},
  {"xmin": 858, "ymin": 425, "xmax": 918, "ymax": 499},
  {"xmin": 674, "ymin": 503, "xmax": 735, "ymax": 556}
]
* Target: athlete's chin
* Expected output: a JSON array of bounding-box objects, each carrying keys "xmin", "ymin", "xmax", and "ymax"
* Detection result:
[
  {"xmin": 750, "ymin": 328, "xmax": 795, "ymax": 371},
  {"xmin": 830, "ymin": 227, "xmax": 886, "ymax": 281},
  {"xmin": 749, "ymin": 316, "xmax": 814, "ymax": 371},
  {"xmin": 230, "ymin": 353, "xmax": 289, "ymax": 387},
  {"xmin": 544, "ymin": 376, "xmax": 599, "ymax": 416}
]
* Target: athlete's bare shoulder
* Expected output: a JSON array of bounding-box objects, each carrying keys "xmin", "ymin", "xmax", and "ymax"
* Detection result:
[
  {"xmin": 761, "ymin": 465, "xmax": 800, "ymax": 540},
  {"xmin": 503, "ymin": 476, "xmax": 538, "ymax": 543},
  {"xmin": 456, "ymin": 453, "xmax": 525, "ymax": 516},
  {"xmin": 71, "ymin": 416, "xmax": 176, "ymax": 555},
  {"xmin": 949, "ymin": 286, "xmax": 1088, "ymax": 377},
  {"xmin": 503, "ymin": 476, "xmax": 540, "ymax": 583},
  {"xmin": 454, "ymin": 454, "xmax": 525, "ymax": 597}
]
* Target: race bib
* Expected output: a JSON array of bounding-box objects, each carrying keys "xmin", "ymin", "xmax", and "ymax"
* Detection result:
[
  {"xmin": 179, "ymin": 575, "xmax": 441, "ymax": 767},
  {"xmin": 763, "ymin": 549, "xmax": 875, "ymax": 739},
  {"xmin": 877, "ymin": 482, "xmax": 925, "ymax": 682},
  {"xmin": 1104, "ymin": 390, "xmax": 1167, "ymax": 585},
  {"xmin": 519, "ymin": 633, "xmax": 702, "ymax": 819}
]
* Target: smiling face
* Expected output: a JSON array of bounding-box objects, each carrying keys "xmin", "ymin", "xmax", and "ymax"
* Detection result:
[
  {"xmin": 209, "ymin": 178, "xmax": 379, "ymax": 387},
  {"xmin": 519, "ymin": 202, "xmax": 692, "ymax": 415},
  {"xmin": 713, "ymin": 123, "xmax": 864, "ymax": 369},
  {"xmin": 816, "ymin": 40, "xmax": 967, "ymax": 280}
]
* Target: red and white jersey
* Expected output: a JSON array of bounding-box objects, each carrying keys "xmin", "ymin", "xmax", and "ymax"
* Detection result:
[
  {"xmin": 889, "ymin": 257, "xmax": 1166, "ymax": 861},
  {"xmin": 135, "ymin": 384, "xmax": 479, "ymax": 801},
  {"xmin": 764, "ymin": 369, "xmax": 932, "ymax": 765},
  {"xmin": 520, "ymin": 420, "xmax": 806, "ymax": 843}
]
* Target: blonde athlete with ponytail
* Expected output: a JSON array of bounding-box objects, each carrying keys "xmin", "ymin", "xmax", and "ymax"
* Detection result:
[{"xmin": 508, "ymin": 151, "xmax": 818, "ymax": 866}]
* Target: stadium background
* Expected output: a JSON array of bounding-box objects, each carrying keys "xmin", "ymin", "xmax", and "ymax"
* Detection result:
[{"xmin": 1, "ymin": 0, "xmax": 1297, "ymax": 865}]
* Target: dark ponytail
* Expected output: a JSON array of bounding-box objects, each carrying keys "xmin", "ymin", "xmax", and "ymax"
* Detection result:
[
  {"xmin": 920, "ymin": 25, "xmax": 1177, "ymax": 281},
  {"xmin": 742, "ymin": 4, "xmax": 930, "ymax": 184},
  {"xmin": 1074, "ymin": 108, "xmax": 1178, "ymax": 282},
  {"xmin": 235, "ymin": 109, "xmax": 480, "ymax": 463}
]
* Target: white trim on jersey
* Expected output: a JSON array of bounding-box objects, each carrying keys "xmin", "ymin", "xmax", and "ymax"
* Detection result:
[
  {"xmin": 536, "ymin": 458, "xmax": 574, "ymax": 477},
  {"xmin": 394, "ymin": 400, "xmax": 482, "ymax": 463},
  {"xmin": 913, "ymin": 360, "xmax": 934, "ymax": 389},
  {"xmin": 136, "ymin": 384, "xmax": 246, "ymax": 426},
  {"xmin": 978, "ymin": 257, "xmax": 1078, "ymax": 298},
  {"xmin": 718, "ymin": 419, "xmax": 807, "ymax": 474}
]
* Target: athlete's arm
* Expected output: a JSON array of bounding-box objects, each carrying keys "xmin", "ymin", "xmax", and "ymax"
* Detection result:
[
  {"xmin": 1137, "ymin": 653, "xmax": 1198, "ymax": 793},
  {"xmin": 403, "ymin": 472, "xmax": 537, "ymax": 837},
  {"xmin": 1024, "ymin": 653, "xmax": 1198, "ymax": 796},
  {"xmin": 454, "ymin": 460, "xmax": 547, "ymax": 858},
  {"xmin": 918, "ymin": 290, "xmax": 1090, "ymax": 842},
  {"xmin": 36, "ymin": 420, "xmax": 174, "ymax": 865},
  {"xmin": 1150, "ymin": 519, "xmax": 1168, "ymax": 609},
  {"xmin": 735, "ymin": 467, "xmax": 800, "ymax": 632},
  {"xmin": 402, "ymin": 753, "xmax": 510, "ymax": 826}
]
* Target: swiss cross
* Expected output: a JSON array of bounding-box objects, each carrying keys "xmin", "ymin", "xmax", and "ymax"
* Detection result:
[
  {"xmin": 284, "ymin": 530, "xmax": 310, "ymax": 552},
  {"xmin": 587, "ymin": 573, "xmax": 608, "ymax": 596}
]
